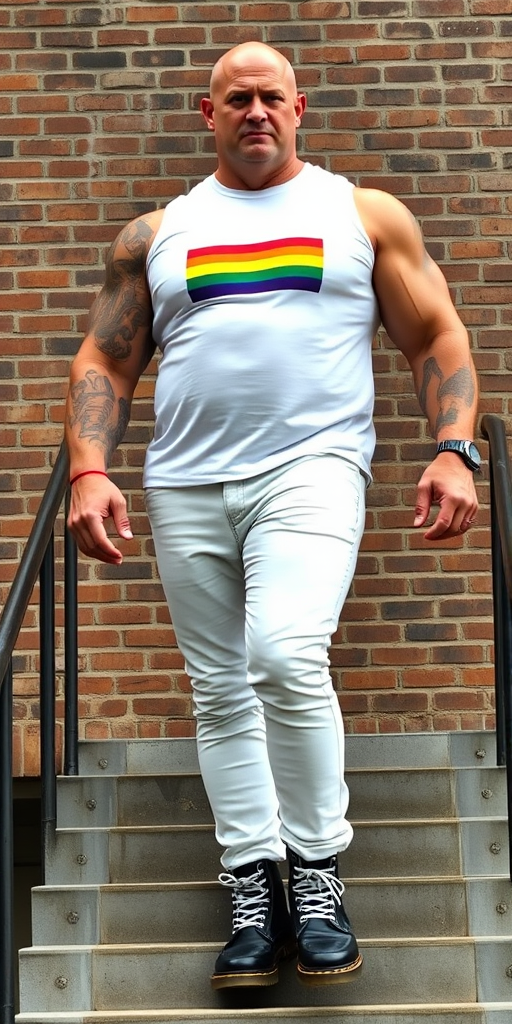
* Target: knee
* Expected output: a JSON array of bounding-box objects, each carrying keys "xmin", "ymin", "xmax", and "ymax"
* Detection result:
[
  {"xmin": 192, "ymin": 671, "xmax": 258, "ymax": 723},
  {"xmin": 247, "ymin": 634, "xmax": 330, "ymax": 710},
  {"xmin": 247, "ymin": 633, "xmax": 295, "ymax": 688}
]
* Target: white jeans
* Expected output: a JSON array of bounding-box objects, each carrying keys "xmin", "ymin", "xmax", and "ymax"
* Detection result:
[{"xmin": 145, "ymin": 454, "xmax": 366, "ymax": 869}]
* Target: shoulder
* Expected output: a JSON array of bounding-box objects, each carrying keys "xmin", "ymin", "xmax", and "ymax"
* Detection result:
[
  {"xmin": 353, "ymin": 187, "xmax": 422, "ymax": 254},
  {"xmin": 110, "ymin": 209, "xmax": 165, "ymax": 268}
]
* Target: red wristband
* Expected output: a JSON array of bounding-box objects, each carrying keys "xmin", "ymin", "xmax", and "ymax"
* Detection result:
[{"xmin": 69, "ymin": 470, "xmax": 109, "ymax": 486}]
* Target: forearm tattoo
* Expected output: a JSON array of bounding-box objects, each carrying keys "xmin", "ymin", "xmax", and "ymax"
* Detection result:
[
  {"xmin": 91, "ymin": 219, "xmax": 154, "ymax": 362},
  {"xmin": 419, "ymin": 357, "xmax": 475, "ymax": 435},
  {"xmin": 69, "ymin": 369, "xmax": 131, "ymax": 462}
]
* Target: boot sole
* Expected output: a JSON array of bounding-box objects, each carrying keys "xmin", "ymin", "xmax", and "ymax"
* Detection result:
[
  {"xmin": 211, "ymin": 967, "xmax": 279, "ymax": 989},
  {"xmin": 211, "ymin": 944, "xmax": 297, "ymax": 990},
  {"xmin": 297, "ymin": 952, "xmax": 363, "ymax": 986}
]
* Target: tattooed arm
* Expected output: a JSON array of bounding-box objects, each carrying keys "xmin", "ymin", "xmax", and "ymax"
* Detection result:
[
  {"xmin": 65, "ymin": 211, "xmax": 161, "ymax": 563},
  {"xmin": 354, "ymin": 187, "xmax": 479, "ymax": 541}
]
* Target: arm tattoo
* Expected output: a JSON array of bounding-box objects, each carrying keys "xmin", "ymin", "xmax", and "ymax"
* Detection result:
[
  {"xmin": 419, "ymin": 357, "xmax": 475, "ymax": 435},
  {"xmin": 91, "ymin": 219, "xmax": 154, "ymax": 361},
  {"xmin": 69, "ymin": 369, "xmax": 131, "ymax": 461}
]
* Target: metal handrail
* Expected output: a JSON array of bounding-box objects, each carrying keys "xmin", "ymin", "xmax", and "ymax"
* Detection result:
[
  {"xmin": 0, "ymin": 441, "xmax": 78, "ymax": 1024},
  {"xmin": 0, "ymin": 443, "xmax": 69, "ymax": 689},
  {"xmin": 481, "ymin": 414, "xmax": 512, "ymax": 882}
]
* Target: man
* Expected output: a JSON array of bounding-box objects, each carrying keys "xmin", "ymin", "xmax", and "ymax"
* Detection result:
[{"xmin": 65, "ymin": 42, "xmax": 479, "ymax": 991}]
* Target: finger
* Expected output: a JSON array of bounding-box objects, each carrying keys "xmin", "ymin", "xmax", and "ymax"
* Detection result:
[
  {"xmin": 424, "ymin": 502, "xmax": 478, "ymax": 541},
  {"xmin": 457, "ymin": 514, "xmax": 478, "ymax": 534},
  {"xmin": 72, "ymin": 529, "xmax": 124, "ymax": 564},
  {"xmin": 423, "ymin": 512, "xmax": 456, "ymax": 541},
  {"xmin": 69, "ymin": 513, "xmax": 124, "ymax": 563},
  {"xmin": 413, "ymin": 484, "xmax": 432, "ymax": 528}
]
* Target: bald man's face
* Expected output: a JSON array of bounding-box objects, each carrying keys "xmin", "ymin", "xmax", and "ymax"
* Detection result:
[{"xmin": 200, "ymin": 47, "xmax": 306, "ymax": 190}]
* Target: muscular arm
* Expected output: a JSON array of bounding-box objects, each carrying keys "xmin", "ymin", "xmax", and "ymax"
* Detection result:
[
  {"xmin": 65, "ymin": 212, "xmax": 160, "ymax": 562},
  {"xmin": 354, "ymin": 188, "xmax": 479, "ymax": 540},
  {"xmin": 66, "ymin": 214, "xmax": 158, "ymax": 475}
]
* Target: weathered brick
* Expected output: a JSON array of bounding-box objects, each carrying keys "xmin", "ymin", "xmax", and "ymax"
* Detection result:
[
  {"xmin": 127, "ymin": 6, "xmax": 179, "ymax": 23},
  {"xmin": 2, "ymin": 0, "xmax": 506, "ymax": 769},
  {"xmin": 471, "ymin": 0, "xmax": 512, "ymax": 11}
]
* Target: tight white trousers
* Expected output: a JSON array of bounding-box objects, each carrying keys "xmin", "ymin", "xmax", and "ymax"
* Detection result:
[{"xmin": 145, "ymin": 454, "xmax": 366, "ymax": 869}]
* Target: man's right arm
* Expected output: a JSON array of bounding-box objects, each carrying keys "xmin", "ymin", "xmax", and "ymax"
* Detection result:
[{"xmin": 65, "ymin": 213, "xmax": 159, "ymax": 563}]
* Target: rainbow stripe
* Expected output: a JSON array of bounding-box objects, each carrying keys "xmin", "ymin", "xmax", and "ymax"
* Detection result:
[{"xmin": 186, "ymin": 237, "xmax": 323, "ymax": 302}]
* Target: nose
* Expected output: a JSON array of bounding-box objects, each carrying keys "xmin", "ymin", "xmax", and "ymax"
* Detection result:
[{"xmin": 246, "ymin": 96, "xmax": 267, "ymax": 122}]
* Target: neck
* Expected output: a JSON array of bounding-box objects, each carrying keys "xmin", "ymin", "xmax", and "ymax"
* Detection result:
[{"xmin": 214, "ymin": 157, "xmax": 304, "ymax": 191}]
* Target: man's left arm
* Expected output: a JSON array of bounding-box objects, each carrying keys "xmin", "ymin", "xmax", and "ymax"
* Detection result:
[{"xmin": 355, "ymin": 187, "xmax": 479, "ymax": 541}]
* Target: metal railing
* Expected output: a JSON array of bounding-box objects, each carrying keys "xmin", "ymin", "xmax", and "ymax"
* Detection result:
[
  {"xmin": 0, "ymin": 419, "xmax": 511, "ymax": 1022},
  {"xmin": 0, "ymin": 442, "xmax": 78, "ymax": 1024},
  {"xmin": 481, "ymin": 414, "xmax": 512, "ymax": 882}
]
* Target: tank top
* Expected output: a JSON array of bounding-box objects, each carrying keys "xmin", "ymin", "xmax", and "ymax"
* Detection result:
[{"xmin": 144, "ymin": 162, "xmax": 380, "ymax": 486}]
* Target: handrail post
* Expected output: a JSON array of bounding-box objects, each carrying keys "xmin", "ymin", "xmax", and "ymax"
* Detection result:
[
  {"xmin": 490, "ymin": 495, "xmax": 512, "ymax": 881},
  {"xmin": 0, "ymin": 661, "xmax": 15, "ymax": 1024},
  {"xmin": 482, "ymin": 414, "xmax": 512, "ymax": 882},
  {"xmin": 40, "ymin": 536, "xmax": 56, "ymax": 882},
  {"xmin": 64, "ymin": 491, "xmax": 79, "ymax": 777}
]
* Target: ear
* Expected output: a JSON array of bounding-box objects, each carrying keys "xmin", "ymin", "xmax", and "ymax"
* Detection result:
[
  {"xmin": 295, "ymin": 93, "xmax": 307, "ymax": 126},
  {"xmin": 200, "ymin": 97, "xmax": 215, "ymax": 130}
]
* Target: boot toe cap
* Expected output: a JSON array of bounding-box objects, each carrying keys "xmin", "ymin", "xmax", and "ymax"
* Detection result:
[{"xmin": 297, "ymin": 920, "xmax": 360, "ymax": 971}]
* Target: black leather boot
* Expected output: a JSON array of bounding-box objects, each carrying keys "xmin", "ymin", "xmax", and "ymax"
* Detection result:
[
  {"xmin": 211, "ymin": 859, "xmax": 296, "ymax": 989},
  {"xmin": 287, "ymin": 847, "xmax": 363, "ymax": 985}
]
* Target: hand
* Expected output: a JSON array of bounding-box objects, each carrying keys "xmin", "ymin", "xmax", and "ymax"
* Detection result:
[
  {"xmin": 413, "ymin": 452, "xmax": 479, "ymax": 541},
  {"xmin": 67, "ymin": 475, "xmax": 133, "ymax": 564}
]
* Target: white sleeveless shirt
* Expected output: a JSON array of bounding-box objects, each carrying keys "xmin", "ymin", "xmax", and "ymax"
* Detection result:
[{"xmin": 144, "ymin": 163, "xmax": 380, "ymax": 486}]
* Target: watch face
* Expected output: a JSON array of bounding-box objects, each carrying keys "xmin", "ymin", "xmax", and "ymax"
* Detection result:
[{"xmin": 466, "ymin": 442, "xmax": 481, "ymax": 468}]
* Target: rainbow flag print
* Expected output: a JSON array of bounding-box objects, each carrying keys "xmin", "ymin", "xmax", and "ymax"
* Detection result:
[{"xmin": 186, "ymin": 237, "xmax": 324, "ymax": 302}]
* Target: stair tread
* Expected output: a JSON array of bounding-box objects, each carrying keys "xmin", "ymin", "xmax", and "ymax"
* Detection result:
[
  {"xmin": 55, "ymin": 815, "xmax": 507, "ymax": 832},
  {"xmin": 59, "ymin": 765, "xmax": 505, "ymax": 776},
  {"xmin": 34, "ymin": 872, "xmax": 510, "ymax": 889},
  {"xmin": 20, "ymin": 935, "xmax": 512, "ymax": 952},
  {"xmin": 14, "ymin": 1000, "xmax": 512, "ymax": 1021}
]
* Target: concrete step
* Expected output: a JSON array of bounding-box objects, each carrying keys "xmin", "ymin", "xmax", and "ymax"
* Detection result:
[
  {"xmin": 44, "ymin": 817, "xmax": 510, "ymax": 885},
  {"xmin": 55, "ymin": 767, "xmax": 507, "ymax": 829},
  {"xmin": 13, "ymin": 1003, "xmax": 512, "ymax": 1024},
  {"xmin": 76, "ymin": 732, "xmax": 498, "ymax": 776},
  {"xmin": 19, "ymin": 732, "xmax": 511, "ymax": 1024},
  {"xmin": 17, "ymin": 937, "xmax": 512, "ymax": 1013},
  {"xmin": 30, "ymin": 876, "xmax": 512, "ymax": 946}
]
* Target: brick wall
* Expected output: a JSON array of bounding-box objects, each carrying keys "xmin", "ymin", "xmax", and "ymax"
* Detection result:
[{"xmin": 2, "ymin": 1, "xmax": 511, "ymax": 775}]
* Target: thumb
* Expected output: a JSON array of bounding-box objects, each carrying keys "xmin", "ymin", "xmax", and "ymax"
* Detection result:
[{"xmin": 110, "ymin": 495, "xmax": 133, "ymax": 539}]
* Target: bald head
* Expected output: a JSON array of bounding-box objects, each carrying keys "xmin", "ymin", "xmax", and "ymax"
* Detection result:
[
  {"xmin": 200, "ymin": 40, "xmax": 306, "ymax": 190},
  {"xmin": 209, "ymin": 42, "xmax": 298, "ymax": 99}
]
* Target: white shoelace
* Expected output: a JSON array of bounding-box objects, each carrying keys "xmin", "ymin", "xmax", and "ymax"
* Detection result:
[
  {"xmin": 292, "ymin": 865, "xmax": 345, "ymax": 924},
  {"xmin": 218, "ymin": 865, "xmax": 270, "ymax": 931}
]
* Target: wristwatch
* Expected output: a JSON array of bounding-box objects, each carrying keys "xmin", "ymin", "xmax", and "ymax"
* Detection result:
[{"xmin": 436, "ymin": 439, "xmax": 481, "ymax": 472}]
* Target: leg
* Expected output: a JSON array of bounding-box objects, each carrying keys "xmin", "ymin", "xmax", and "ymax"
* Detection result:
[
  {"xmin": 241, "ymin": 455, "xmax": 366, "ymax": 984},
  {"xmin": 145, "ymin": 485, "xmax": 284, "ymax": 868},
  {"xmin": 146, "ymin": 486, "xmax": 294, "ymax": 989},
  {"xmin": 242, "ymin": 455, "xmax": 366, "ymax": 860}
]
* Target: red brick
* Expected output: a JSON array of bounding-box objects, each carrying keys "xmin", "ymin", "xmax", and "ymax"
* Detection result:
[
  {"xmin": 127, "ymin": 6, "xmax": 179, "ymax": 22},
  {"xmin": 373, "ymin": 691, "xmax": 430, "ymax": 713},
  {"xmin": 2, "ymin": 2, "xmax": 505, "ymax": 771},
  {"xmin": 471, "ymin": 0, "xmax": 512, "ymax": 11},
  {"xmin": 299, "ymin": 2, "xmax": 350, "ymax": 15},
  {"xmin": 133, "ymin": 697, "xmax": 189, "ymax": 717}
]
